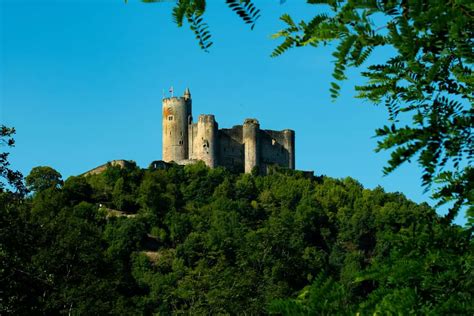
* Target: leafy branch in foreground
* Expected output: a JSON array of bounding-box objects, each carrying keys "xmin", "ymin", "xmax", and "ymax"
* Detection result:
[
  {"xmin": 126, "ymin": 0, "xmax": 213, "ymax": 51},
  {"xmin": 225, "ymin": 0, "xmax": 261, "ymax": 30},
  {"xmin": 0, "ymin": 125, "xmax": 26, "ymax": 195},
  {"xmin": 172, "ymin": 0, "xmax": 212, "ymax": 51},
  {"xmin": 272, "ymin": 0, "xmax": 473, "ymax": 221},
  {"xmin": 128, "ymin": 0, "xmax": 261, "ymax": 51}
]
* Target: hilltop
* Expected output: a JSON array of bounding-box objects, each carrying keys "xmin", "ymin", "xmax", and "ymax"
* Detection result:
[{"xmin": 2, "ymin": 161, "xmax": 472, "ymax": 314}]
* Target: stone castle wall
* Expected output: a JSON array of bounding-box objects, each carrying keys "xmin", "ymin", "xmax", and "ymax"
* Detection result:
[
  {"xmin": 218, "ymin": 126, "xmax": 245, "ymax": 172},
  {"xmin": 162, "ymin": 90, "xmax": 295, "ymax": 173},
  {"xmin": 81, "ymin": 160, "xmax": 133, "ymax": 176}
]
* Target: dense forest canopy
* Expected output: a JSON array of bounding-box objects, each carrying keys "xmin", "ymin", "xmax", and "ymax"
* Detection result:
[{"xmin": 1, "ymin": 159, "xmax": 472, "ymax": 314}]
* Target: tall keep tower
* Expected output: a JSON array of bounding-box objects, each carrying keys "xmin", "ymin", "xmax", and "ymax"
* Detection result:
[{"xmin": 162, "ymin": 89, "xmax": 192, "ymax": 162}]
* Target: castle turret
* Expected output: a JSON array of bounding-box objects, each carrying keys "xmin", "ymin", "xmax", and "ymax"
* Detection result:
[
  {"xmin": 194, "ymin": 114, "xmax": 218, "ymax": 168},
  {"xmin": 184, "ymin": 88, "xmax": 192, "ymax": 123},
  {"xmin": 184, "ymin": 87, "xmax": 191, "ymax": 101},
  {"xmin": 243, "ymin": 118, "xmax": 260, "ymax": 173},
  {"xmin": 283, "ymin": 129, "xmax": 295, "ymax": 169},
  {"xmin": 162, "ymin": 90, "xmax": 192, "ymax": 162}
]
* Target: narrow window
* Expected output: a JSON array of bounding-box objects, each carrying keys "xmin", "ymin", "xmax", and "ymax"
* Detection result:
[{"xmin": 168, "ymin": 115, "xmax": 174, "ymax": 121}]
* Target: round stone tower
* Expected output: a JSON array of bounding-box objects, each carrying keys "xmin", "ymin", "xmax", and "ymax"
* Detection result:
[
  {"xmin": 283, "ymin": 129, "xmax": 295, "ymax": 169},
  {"xmin": 195, "ymin": 114, "xmax": 218, "ymax": 168},
  {"xmin": 243, "ymin": 118, "xmax": 260, "ymax": 173},
  {"xmin": 162, "ymin": 89, "xmax": 192, "ymax": 162}
]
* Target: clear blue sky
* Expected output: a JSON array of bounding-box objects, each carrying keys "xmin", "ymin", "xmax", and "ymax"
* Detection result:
[{"xmin": 0, "ymin": 0, "xmax": 465, "ymax": 224}]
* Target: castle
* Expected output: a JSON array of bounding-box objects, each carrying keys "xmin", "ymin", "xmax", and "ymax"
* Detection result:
[{"xmin": 162, "ymin": 88, "xmax": 295, "ymax": 174}]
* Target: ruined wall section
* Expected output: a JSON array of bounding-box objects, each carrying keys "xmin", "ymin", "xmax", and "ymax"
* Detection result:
[
  {"xmin": 188, "ymin": 122, "xmax": 198, "ymax": 158},
  {"xmin": 82, "ymin": 160, "xmax": 134, "ymax": 176},
  {"xmin": 217, "ymin": 126, "xmax": 244, "ymax": 173},
  {"xmin": 259, "ymin": 129, "xmax": 295, "ymax": 173},
  {"xmin": 162, "ymin": 97, "xmax": 191, "ymax": 162},
  {"xmin": 215, "ymin": 124, "xmax": 294, "ymax": 174}
]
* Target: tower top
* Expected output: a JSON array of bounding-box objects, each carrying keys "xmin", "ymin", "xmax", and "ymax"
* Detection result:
[
  {"xmin": 244, "ymin": 118, "xmax": 259, "ymax": 125},
  {"xmin": 184, "ymin": 88, "xmax": 191, "ymax": 100}
]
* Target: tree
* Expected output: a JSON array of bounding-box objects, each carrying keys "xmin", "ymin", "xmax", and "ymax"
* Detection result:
[
  {"xmin": 25, "ymin": 166, "xmax": 63, "ymax": 193},
  {"xmin": 0, "ymin": 126, "xmax": 37, "ymax": 313},
  {"xmin": 3, "ymin": 158, "xmax": 472, "ymax": 314},
  {"xmin": 271, "ymin": 0, "xmax": 473, "ymax": 222},
  {"xmin": 133, "ymin": 0, "xmax": 473, "ymax": 222},
  {"xmin": 63, "ymin": 176, "xmax": 93, "ymax": 205},
  {"xmin": 0, "ymin": 125, "xmax": 25, "ymax": 195}
]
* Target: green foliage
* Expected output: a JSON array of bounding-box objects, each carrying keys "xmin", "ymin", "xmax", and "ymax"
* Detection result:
[
  {"xmin": 132, "ymin": 0, "xmax": 262, "ymax": 51},
  {"xmin": 225, "ymin": 0, "xmax": 261, "ymax": 30},
  {"xmin": 26, "ymin": 166, "xmax": 63, "ymax": 193},
  {"xmin": 269, "ymin": 273, "xmax": 352, "ymax": 315},
  {"xmin": 104, "ymin": 217, "xmax": 147, "ymax": 259},
  {"xmin": 270, "ymin": 0, "xmax": 473, "ymax": 221},
  {"xmin": 131, "ymin": 1, "xmax": 473, "ymax": 222},
  {"xmin": 63, "ymin": 176, "xmax": 93, "ymax": 205},
  {"xmin": 1, "ymin": 162, "xmax": 472, "ymax": 314},
  {"xmin": 0, "ymin": 192, "xmax": 40, "ymax": 314},
  {"xmin": 0, "ymin": 126, "xmax": 25, "ymax": 195},
  {"xmin": 131, "ymin": 0, "xmax": 213, "ymax": 51}
]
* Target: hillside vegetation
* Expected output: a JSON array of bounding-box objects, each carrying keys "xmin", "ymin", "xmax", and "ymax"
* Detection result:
[{"xmin": 1, "ymin": 162, "xmax": 472, "ymax": 314}]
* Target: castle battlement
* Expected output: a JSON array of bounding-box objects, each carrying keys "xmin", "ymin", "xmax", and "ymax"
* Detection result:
[
  {"xmin": 198, "ymin": 114, "xmax": 216, "ymax": 123},
  {"xmin": 162, "ymin": 89, "xmax": 295, "ymax": 174},
  {"xmin": 244, "ymin": 118, "xmax": 259, "ymax": 125}
]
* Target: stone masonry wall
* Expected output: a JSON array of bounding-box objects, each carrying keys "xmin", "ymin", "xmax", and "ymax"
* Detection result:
[{"xmin": 162, "ymin": 89, "xmax": 295, "ymax": 173}]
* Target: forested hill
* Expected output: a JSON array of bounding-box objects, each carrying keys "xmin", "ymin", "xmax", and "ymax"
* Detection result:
[{"xmin": 2, "ymin": 161, "xmax": 472, "ymax": 315}]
